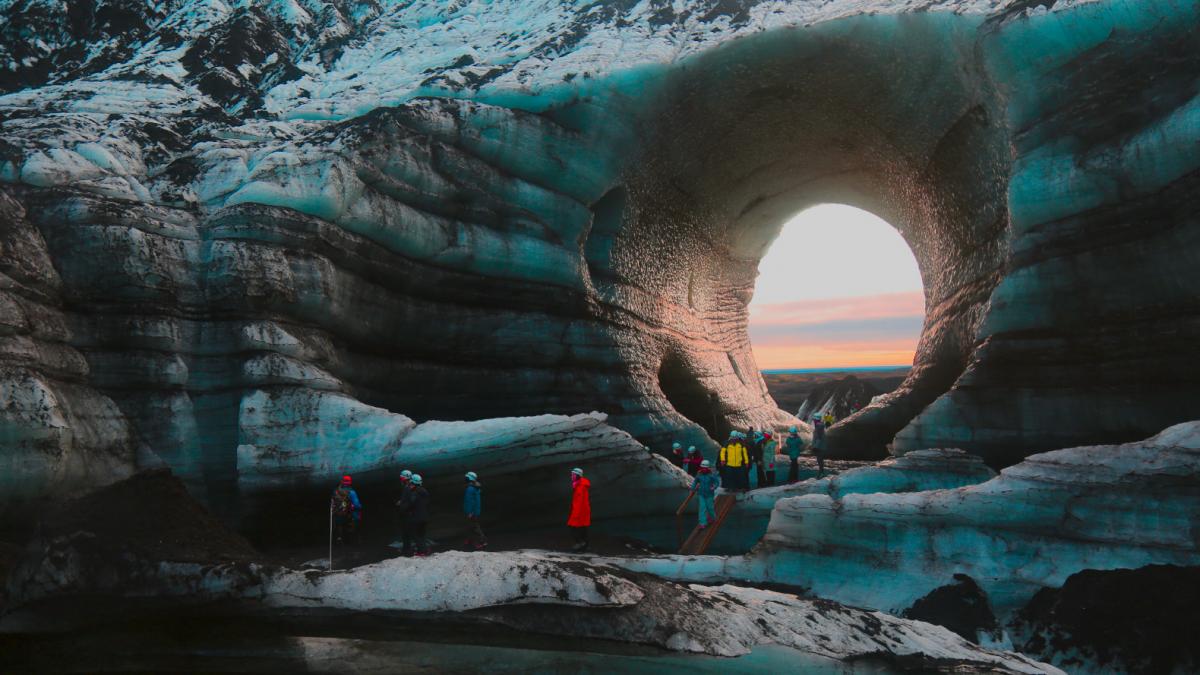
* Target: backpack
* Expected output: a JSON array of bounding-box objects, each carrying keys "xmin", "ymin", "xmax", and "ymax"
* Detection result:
[{"xmin": 332, "ymin": 487, "xmax": 354, "ymax": 517}]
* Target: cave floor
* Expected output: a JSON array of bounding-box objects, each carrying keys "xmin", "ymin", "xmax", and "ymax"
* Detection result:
[
  {"xmin": 262, "ymin": 519, "xmax": 668, "ymax": 571},
  {"xmin": 261, "ymin": 456, "xmax": 873, "ymax": 571}
]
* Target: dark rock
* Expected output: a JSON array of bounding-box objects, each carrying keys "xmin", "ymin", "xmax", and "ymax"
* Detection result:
[
  {"xmin": 903, "ymin": 574, "xmax": 1000, "ymax": 644},
  {"xmin": 1010, "ymin": 565, "xmax": 1200, "ymax": 674},
  {"xmin": 36, "ymin": 468, "xmax": 259, "ymax": 564},
  {"xmin": 794, "ymin": 376, "xmax": 881, "ymax": 423}
]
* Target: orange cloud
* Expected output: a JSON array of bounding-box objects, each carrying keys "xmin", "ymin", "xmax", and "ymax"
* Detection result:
[{"xmin": 752, "ymin": 340, "xmax": 918, "ymax": 370}]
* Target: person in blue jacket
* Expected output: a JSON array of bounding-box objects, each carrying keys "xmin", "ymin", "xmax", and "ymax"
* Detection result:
[
  {"xmin": 691, "ymin": 460, "xmax": 721, "ymax": 529},
  {"xmin": 463, "ymin": 471, "xmax": 487, "ymax": 550}
]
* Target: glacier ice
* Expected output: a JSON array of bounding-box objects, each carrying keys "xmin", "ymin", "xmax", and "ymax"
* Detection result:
[{"xmin": 0, "ymin": 0, "xmax": 1197, "ymax": 556}]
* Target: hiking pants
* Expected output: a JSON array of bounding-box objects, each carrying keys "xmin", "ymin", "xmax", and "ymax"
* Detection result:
[
  {"xmin": 698, "ymin": 493, "xmax": 717, "ymax": 527},
  {"xmin": 788, "ymin": 457, "xmax": 799, "ymax": 483},
  {"xmin": 754, "ymin": 461, "xmax": 766, "ymax": 488},
  {"xmin": 403, "ymin": 520, "xmax": 427, "ymax": 555},
  {"xmin": 466, "ymin": 516, "xmax": 487, "ymax": 548},
  {"xmin": 570, "ymin": 525, "xmax": 589, "ymax": 548},
  {"xmin": 334, "ymin": 515, "xmax": 357, "ymax": 544}
]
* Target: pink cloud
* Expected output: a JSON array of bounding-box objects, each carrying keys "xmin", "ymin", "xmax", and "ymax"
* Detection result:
[
  {"xmin": 749, "ymin": 291, "xmax": 925, "ymax": 326},
  {"xmin": 748, "ymin": 291, "xmax": 925, "ymax": 369}
]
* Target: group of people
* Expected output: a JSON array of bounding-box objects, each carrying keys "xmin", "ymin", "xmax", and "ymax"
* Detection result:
[
  {"xmin": 672, "ymin": 424, "xmax": 823, "ymax": 492},
  {"xmin": 327, "ymin": 419, "xmax": 835, "ymax": 557},
  {"xmin": 670, "ymin": 442, "xmax": 705, "ymax": 475},
  {"xmin": 329, "ymin": 466, "xmax": 594, "ymax": 556},
  {"xmin": 675, "ymin": 420, "xmax": 830, "ymax": 527}
]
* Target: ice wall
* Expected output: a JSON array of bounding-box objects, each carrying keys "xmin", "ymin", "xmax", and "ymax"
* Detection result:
[
  {"xmin": 611, "ymin": 422, "xmax": 1200, "ymax": 625},
  {"xmin": 1, "ymin": 0, "xmax": 1198, "ymax": 517}
]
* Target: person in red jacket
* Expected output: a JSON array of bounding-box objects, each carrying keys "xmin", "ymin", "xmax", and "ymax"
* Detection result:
[{"xmin": 568, "ymin": 467, "xmax": 591, "ymax": 552}]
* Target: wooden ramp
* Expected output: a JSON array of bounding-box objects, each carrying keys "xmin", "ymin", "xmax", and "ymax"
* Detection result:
[{"xmin": 678, "ymin": 493, "xmax": 737, "ymax": 555}]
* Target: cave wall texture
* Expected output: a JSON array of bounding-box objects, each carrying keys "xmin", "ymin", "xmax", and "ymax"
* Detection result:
[{"xmin": 1, "ymin": 0, "xmax": 1198, "ymax": 517}]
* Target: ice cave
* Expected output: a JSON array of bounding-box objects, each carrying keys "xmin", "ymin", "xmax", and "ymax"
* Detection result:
[{"xmin": 1, "ymin": 0, "xmax": 1198, "ymax": 672}]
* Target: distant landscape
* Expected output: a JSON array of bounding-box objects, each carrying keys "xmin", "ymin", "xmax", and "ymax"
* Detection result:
[{"xmin": 763, "ymin": 366, "xmax": 909, "ymax": 417}]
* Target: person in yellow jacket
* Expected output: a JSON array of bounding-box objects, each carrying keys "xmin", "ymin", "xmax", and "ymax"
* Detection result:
[{"xmin": 719, "ymin": 431, "xmax": 751, "ymax": 491}]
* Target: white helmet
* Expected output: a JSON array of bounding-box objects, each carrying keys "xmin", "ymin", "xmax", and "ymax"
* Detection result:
[
  {"xmin": 571, "ymin": 467, "xmax": 584, "ymax": 476},
  {"xmin": 700, "ymin": 459, "xmax": 711, "ymax": 468},
  {"xmin": 400, "ymin": 469, "xmax": 412, "ymax": 479},
  {"xmin": 410, "ymin": 474, "xmax": 423, "ymax": 486},
  {"xmin": 465, "ymin": 471, "xmax": 477, "ymax": 481},
  {"xmin": 672, "ymin": 442, "xmax": 681, "ymax": 449}
]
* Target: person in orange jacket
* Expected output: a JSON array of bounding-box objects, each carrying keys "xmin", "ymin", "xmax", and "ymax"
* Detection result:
[{"xmin": 568, "ymin": 467, "xmax": 591, "ymax": 552}]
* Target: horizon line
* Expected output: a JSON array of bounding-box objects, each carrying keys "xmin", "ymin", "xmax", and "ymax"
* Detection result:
[{"xmin": 761, "ymin": 365, "xmax": 912, "ymax": 374}]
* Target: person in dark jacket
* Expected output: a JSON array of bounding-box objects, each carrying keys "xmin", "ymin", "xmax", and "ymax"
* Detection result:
[
  {"xmin": 811, "ymin": 416, "xmax": 827, "ymax": 477},
  {"xmin": 331, "ymin": 475, "xmax": 363, "ymax": 545},
  {"xmin": 670, "ymin": 441, "xmax": 684, "ymax": 468},
  {"xmin": 463, "ymin": 471, "xmax": 486, "ymax": 550},
  {"xmin": 784, "ymin": 427, "xmax": 805, "ymax": 483},
  {"xmin": 404, "ymin": 474, "xmax": 431, "ymax": 557},
  {"xmin": 395, "ymin": 469, "xmax": 413, "ymax": 539},
  {"xmin": 748, "ymin": 429, "xmax": 766, "ymax": 488},
  {"xmin": 683, "ymin": 445, "xmax": 703, "ymax": 476}
]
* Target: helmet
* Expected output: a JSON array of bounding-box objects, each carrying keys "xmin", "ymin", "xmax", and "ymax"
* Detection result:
[
  {"xmin": 687, "ymin": 445, "xmax": 697, "ymax": 453},
  {"xmin": 400, "ymin": 469, "xmax": 412, "ymax": 479},
  {"xmin": 571, "ymin": 467, "xmax": 584, "ymax": 477},
  {"xmin": 672, "ymin": 442, "xmax": 681, "ymax": 449},
  {"xmin": 341, "ymin": 475, "xmax": 352, "ymax": 486},
  {"xmin": 700, "ymin": 459, "xmax": 711, "ymax": 468},
  {"xmin": 410, "ymin": 474, "xmax": 423, "ymax": 486},
  {"xmin": 789, "ymin": 426, "xmax": 798, "ymax": 433},
  {"xmin": 465, "ymin": 471, "xmax": 477, "ymax": 481}
]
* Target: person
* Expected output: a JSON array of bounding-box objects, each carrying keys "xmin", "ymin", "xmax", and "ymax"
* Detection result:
[
  {"xmin": 749, "ymin": 429, "xmax": 766, "ymax": 488},
  {"xmin": 568, "ymin": 467, "xmax": 591, "ymax": 552},
  {"xmin": 463, "ymin": 471, "xmax": 487, "ymax": 550},
  {"xmin": 762, "ymin": 431, "xmax": 777, "ymax": 487},
  {"xmin": 811, "ymin": 416, "xmax": 827, "ymax": 477},
  {"xmin": 823, "ymin": 411, "xmax": 835, "ymax": 427},
  {"xmin": 812, "ymin": 435, "xmax": 827, "ymax": 477},
  {"xmin": 683, "ymin": 445, "xmax": 703, "ymax": 476},
  {"xmin": 330, "ymin": 475, "xmax": 362, "ymax": 544},
  {"xmin": 395, "ymin": 469, "xmax": 414, "ymax": 540},
  {"xmin": 671, "ymin": 441, "xmax": 684, "ymax": 468},
  {"xmin": 719, "ymin": 432, "xmax": 750, "ymax": 491},
  {"xmin": 784, "ymin": 427, "xmax": 805, "ymax": 483},
  {"xmin": 691, "ymin": 460, "xmax": 721, "ymax": 529},
  {"xmin": 404, "ymin": 474, "xmax": 430, "ymax": 557}
]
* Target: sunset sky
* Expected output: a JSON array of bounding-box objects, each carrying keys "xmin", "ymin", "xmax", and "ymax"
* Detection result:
[{"xmin": 749, "ymin": 204, "xmax": 925, "ymax": 370}]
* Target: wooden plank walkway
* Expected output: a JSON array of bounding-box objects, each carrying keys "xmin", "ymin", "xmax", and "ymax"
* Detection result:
[{"xmin": 678, "ymin": 493, "xmax": 737, "ymax": 555}]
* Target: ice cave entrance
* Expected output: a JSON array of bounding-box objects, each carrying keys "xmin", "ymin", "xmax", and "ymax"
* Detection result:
[{"xmin": 750, "ymin": 204, "xmax": 925, "ymax": 405}]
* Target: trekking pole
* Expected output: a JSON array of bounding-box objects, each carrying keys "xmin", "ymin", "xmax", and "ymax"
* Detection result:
[{"xmin": 328, "ymin": 504, "xmax": 334, "ymax": 572}]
